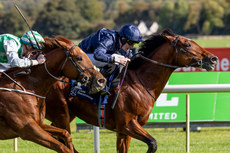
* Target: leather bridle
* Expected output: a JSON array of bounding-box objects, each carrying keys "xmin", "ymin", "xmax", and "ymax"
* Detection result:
[
  {"xmin": 45, "ymin": 44, "xmax": 99, "ymax": 88},
  {"xmin": 132, "ymin": 35, "xmax": 204, "ymax": 69},
  {"xmin": 171, "ymin": 35, "xmax": 203, "ymax": 68}
]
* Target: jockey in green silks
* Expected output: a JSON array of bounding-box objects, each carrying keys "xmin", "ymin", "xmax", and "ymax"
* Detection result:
[{"xmin": 0, "ymin": 31, "xmax": 46, "ymax": 72}]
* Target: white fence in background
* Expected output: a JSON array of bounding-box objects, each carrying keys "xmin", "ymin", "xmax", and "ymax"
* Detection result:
[{"xmin": 93, "ymin": 84, "xmax": 230, "ymax": 153}]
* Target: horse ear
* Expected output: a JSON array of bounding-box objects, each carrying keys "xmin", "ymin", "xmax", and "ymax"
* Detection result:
[
  {"xmin": 162, "ymin": 35, "xmax": 175, "ymax": 43},
  {"xmin": 161, "ymin": 28, "xmax": 176, "ymax": 36},
  {"xmin": 161, "ymin": 28, "xmax": 178, "ymax": 43}
]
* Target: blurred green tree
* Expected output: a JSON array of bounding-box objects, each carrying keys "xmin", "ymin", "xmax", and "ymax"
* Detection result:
[
  {"xmin": 172, "ymin": 0, "xmax": 189, "ymax": 34},
  {"xmin": 115, "ymin": 1, "xmax": 150, "ymax": 25},
  {"xmin": 200, "ymin": 0, "xmax": 224, "ymax": 34},
  {"xmin": 184, "ymin": 2, "xmax": 202, "ymax": 34},
  {"xmin": 33, "ymin": 0, "xmax": 88, "ymax": 38},
  {"xmin": 158, "ymin": 1, "xmax": 174, "ymax": 30},
  {"xmin": 221, "ymin": 0, "xmax": 230, "ymax": 34},
  {"xmin": 77, "ymin": 0, "xmax": 103, "ymax": 22},
  {"xmin": 1, "ymin": 0, "xmax": 230, "ymax": 38},
  {"xmin": 0, "ymin": 8, "xmax": 27, "ymax": 36}
]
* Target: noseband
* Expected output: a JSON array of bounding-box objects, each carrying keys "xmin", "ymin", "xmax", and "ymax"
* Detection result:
[
  {"xmin": 45, "ymin": 44, "xmax": 99, "ymax": 87},
  {"xmin": 171, "ymin": 35, "xmax": 203, "ymax": 68}
]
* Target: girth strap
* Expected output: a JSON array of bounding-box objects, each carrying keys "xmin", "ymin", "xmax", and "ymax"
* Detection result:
[{"xmin": 98, "ymin": 95, "xmax": 106, "ymax": 127}]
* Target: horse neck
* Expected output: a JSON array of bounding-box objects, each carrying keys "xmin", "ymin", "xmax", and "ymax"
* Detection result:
[
  {"xmin": 28, "ymin": 48, "xmax": 66, "ymax": 96},
  {"xmin": 134, "ymin": 43, "xmax": 176, "ymax": 99}
]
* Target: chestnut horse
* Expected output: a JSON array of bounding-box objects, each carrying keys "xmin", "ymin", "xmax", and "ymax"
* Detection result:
[
  {"xmin": 0, "ymin": 36, "xmax": 106, "ymax": 153},
  {"xmin": 45, "ymin": 29, "xmax": 218, "ymax": 153}
]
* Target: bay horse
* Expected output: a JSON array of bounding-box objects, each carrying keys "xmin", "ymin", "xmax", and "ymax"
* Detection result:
[
  {"xmin": 0, "ymin": 36, "xmax": 106, "ymax": 153},
  {"xmin": 45, "ymin": 29, "xmax": 218, "ymax": 153}
]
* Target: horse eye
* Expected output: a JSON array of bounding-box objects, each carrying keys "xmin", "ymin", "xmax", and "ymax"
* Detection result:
[
  {"xmin": 185, "ymin": 43, "xmax": 191, "ymax": 48},
  {"xmin": 76, "ymin": 56, "xmax": 82, "ymax": 61}
]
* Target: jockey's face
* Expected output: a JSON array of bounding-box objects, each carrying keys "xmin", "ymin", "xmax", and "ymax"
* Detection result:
[
  {"xmin": 120, "ymin": 37, "xmax": 136, "ymax": 51},
  {"xmin": 22, "ymin": 44, "xmax": 33, "ymax": 56}
]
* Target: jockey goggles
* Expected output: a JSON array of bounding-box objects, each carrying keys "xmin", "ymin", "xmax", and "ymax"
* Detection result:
[{"xmin": 126, "ymin": 39, "xmax": 139, "ymax": 46}]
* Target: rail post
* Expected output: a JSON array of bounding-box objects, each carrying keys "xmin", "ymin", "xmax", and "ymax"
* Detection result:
[
  {"xmin": 14, "ymin": 138, "xmax": 18, "ymax": 152},
  {"xmin": 186, "ymin": 94, "xmax": 190, "ymax": 153},
  {"xmin": 93, "ymin": 126, "xmax": 100, "ymax": 153}
]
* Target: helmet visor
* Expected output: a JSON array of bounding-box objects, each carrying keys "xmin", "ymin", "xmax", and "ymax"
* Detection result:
[{"xmin": 126, "ymin": 40, "xmax": 139, "ymax": 46}]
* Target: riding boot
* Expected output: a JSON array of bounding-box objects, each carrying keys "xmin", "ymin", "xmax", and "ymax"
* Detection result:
[
  {"xmin": 102, "ymin": 64, "xmax": 124, "ymax": 92},
  {"xmin": 100, "ymin": 64, "xmax": 117, "ymax": 78},
  {"xmin": 108, "ymin": 65, "xmax": 123, "ymax": 90}
]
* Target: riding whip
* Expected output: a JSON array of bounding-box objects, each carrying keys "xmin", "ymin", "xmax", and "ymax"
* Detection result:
[
  {"xmin": 14, "ymin": 3, "xmax": 41, "ymax": 50},
  {"xmin": 111, "ymin": 50, "xmax": 132, "ymax": 109}
]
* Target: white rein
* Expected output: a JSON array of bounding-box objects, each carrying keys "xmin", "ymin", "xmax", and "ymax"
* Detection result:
[{"xmin": 0, "ymin": 71, "xmax": 46, "ymax": 99}]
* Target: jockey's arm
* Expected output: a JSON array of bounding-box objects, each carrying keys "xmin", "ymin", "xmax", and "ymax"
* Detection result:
[
  {"xmin": 93, "ymin": 46, "xmax": 114, "ymax": 63},
  {"xmin": 4, "ymin": 40, "xmax": 46, "ymax": 67},
  {"xmin": 4, "ymin": 40, "xmax": 32, "ymax": 68}
]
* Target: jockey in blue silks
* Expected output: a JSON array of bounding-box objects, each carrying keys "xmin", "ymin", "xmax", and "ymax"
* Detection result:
[{"xmin": 78, "ymin": 24, "xmax": 143, "ymax": 93}]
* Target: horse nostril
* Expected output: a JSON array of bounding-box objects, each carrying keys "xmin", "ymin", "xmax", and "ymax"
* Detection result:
[
  {"xmin": 210, "ymin": 56, "xmax": 218, "ymax": 64},
  {"xmin": 97, "ymin": 78, "xmax": 106, "ymax": 87}
]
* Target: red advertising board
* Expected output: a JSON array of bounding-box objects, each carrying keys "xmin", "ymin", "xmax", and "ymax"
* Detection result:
[{"xmin": 175, "ymin": 48, "xmax": 230, "ymax": 72}]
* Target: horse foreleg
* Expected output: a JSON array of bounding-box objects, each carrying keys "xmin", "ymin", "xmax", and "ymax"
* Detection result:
[
  {"xmin": 116, "ymin": 132, "xmax": 131, "ymax": 153},
  {"xmin": 119, "ymin": 119, "xmax": 157, "ymax": 153},
  {"xmin": 47, "ymin": 111, "xmax": 79, "ymax": 153},
  {"xmin": 50, "ymin": 113, "xmax": 71, "ymax": 133},
  {"xmin": 40, "ymin": 123, "xmax": 75, "ymax": 153},
  {"xmin": 17, "ymin": 121, "xmax": 73, "ymax": 153}
]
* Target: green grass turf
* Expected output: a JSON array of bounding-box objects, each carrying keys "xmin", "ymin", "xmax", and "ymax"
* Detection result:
[{"xmin": 0, "ymin": 120, "xmax": 230, "ymax": 153}]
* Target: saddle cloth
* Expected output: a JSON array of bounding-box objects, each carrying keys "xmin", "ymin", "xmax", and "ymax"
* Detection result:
[
  {"xmin": 69, "ymin": 65, "xmax": 120, "ymax": 105},
  {"xmin": 69, "ymin": 80, "xmax": 109, "ymax": 105}
]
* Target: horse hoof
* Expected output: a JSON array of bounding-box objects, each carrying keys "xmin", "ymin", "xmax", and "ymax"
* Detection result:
[
  {"xmin": 74, "ymin": 150, "xmax": 79, "ymax": 153},
  {"xmin": 147, "ymin": 141, "xmax": 157, "ymax": 153}
]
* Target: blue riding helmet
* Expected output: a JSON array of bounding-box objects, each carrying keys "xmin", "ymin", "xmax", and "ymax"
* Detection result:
[{"xmin": 118, "ymin": 24, "xmax": 143, "ymax": 42}]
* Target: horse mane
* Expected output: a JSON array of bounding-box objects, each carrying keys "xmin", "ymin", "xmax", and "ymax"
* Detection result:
[
  {"xmin": 42, "ymin": 35, "xmax": 73, "ymax": 53},
  {"xmin": 128, "ymin": 28, "xmax": 176, "ymax": 70}
]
